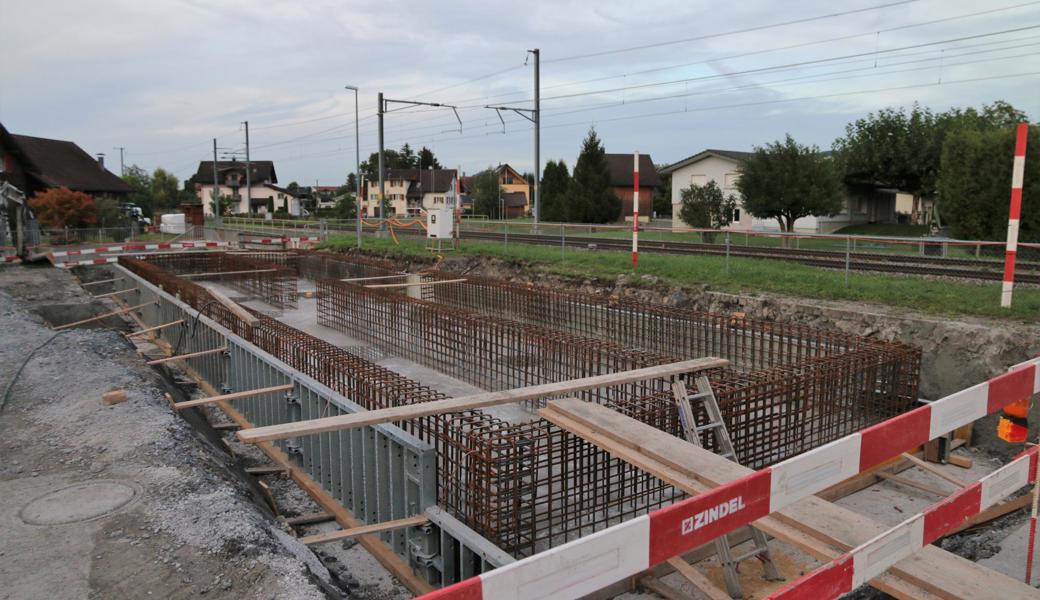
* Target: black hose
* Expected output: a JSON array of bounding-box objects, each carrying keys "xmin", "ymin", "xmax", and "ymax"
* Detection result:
[{"xmin": 1, "ymin": 331, "xmax": 68, "ymax": 412}]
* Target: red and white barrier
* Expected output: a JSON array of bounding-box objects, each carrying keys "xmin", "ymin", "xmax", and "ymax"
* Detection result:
[
  {"xmin": 1002, "ymin": 122, "xmax": 1030, "ymax": 308},
  {"xmin": 420, "ymin": 357, "xmax": 1040, "ymax": 600},
  {"xmin": 769, "ymin": 446, "xmax": 1039, "ymax": 598},
  {"xmin": 55, "ymin": 257, "xmax": 120, "ymax": 268},
  {"xmin": 50, "ymin": 240, "xmax": 226, "ymax": 258}
]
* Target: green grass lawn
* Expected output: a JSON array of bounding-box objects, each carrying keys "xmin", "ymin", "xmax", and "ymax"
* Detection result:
[
  {"xmin": 321, "ymin": 233, "xmax": 1040, "ymax": 322},
  {"xmin": 834, "ymin": 223, "xmax": 930, "ymax": 237}
]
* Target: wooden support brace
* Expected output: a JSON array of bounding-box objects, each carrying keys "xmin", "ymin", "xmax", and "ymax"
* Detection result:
[
  {"xmin": 79, "ymin": 277, "xmax": 124, "ymax": 286},
  {"xmin": 339, "ymin": 274, "xmax": 408, "ymax": 282},
  {"xmin": 364, "ymin": 278, "xmax": 466, "ymax": 289},
  {"xmin": 147, "ymin": 346, "xmax": 227, "ymax": 366},
  {"xmin": 877, "ymin": 472, "xmax": 952, "ymax": 497},
  {"xmin": 92, "ymin": 287, "xmax": 139, "ymax": 299},
  {"xmin": 125, "ymin": 319, "xmax": 185, "ymax": 338},
  {"xmin": 173, "ymin": 383, "xmax": 292, "ymax": 409},
  {"xmin": 246, "ymin": 466, "xmax": 290, "ymax": 476},
  {"xmin": 285, "ymin": 512, "xmax": 335, "ymax": 527},
  {"xmin": 206, "ymin": 288, "xmax": 260, "ymax": 326},
  {"xmin": 236, "ymin": 357, "xmax": 729, "ymax": 443},
  {"xmin": 299, "ymin": 515, "xmax": 429, "ymax": 546},
  {"xmin": 901, "ymin": 452, "xmax": 969, "ymax": 488},
  {"xmin": 54, "ymin": 302, "xmax": 152, "ymax": 330},
  {"xmin": 666, "ymin": 557, "xmax": 731, "ymax": 600}
]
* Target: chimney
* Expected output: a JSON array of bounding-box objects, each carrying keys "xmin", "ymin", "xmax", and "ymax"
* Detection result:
[{"xmin": 96, "ymin": 153, "xmax": 105, "ymax": 170}]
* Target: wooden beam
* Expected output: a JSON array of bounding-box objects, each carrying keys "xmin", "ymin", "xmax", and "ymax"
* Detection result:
[
  {"xmin": 147, "ymin": 346, "xmax": 227, "ymax": 366},
  {"xmin": 54, "ymin": 302, "xmax": 152, "ymax": 330},
  {"xmin": 172, "ymin": 383, "xmax": 292, "ymax": 409},
  {"xmin": 901, "ymin": 453, "xmax": 969, "ymax": 488},
  {"xmin": 206, "ymin": 287, "xmax": 260, "ymax": 326},
  {"xmin": 299, "ymin": 514, "xmax": 429, "ymax": 546},
  {"xmin": 181, "ymin": 269, "xmax": 279, "ymax": 278},
  {"xmin": 79, "ymin": 277, "xmax": 123, "ymax": 286},
  {"xmin": 245, "ymin": 466, "xmax": 290, "ymax": 476},
  {"xmin": 666, "ymin": 557, "xmax": 730, "ymax": 600},
  {"xmin": 125, "ymin": 319, "xmax": 185, "ymax": 338},
  {"xmin": 340, "ymin": 274, "xmax": 408, "ymax": 282},
  {"xmin": 236, "ymin": 357, "xmax": 728, "ymax": 443},
  {"xmin": 285, "ymin": 512, "xmax": 335, "ymax": 527},
  {"xmin": 638, "ymin": 576, "xmax": 689, "ymax": 600},
  {"xmin": 92, "ymin": 287, "xmax": 139, "ymax": 299},
  {"xmin": 540, "ymin": 398, "xmax": 1033, "ymax": 600},
  {"xmin": 877, "ymin": 472, "xmax": 952, "ymax": 497},
  {"xmin": 364, "ymin": 278, "xmax": 467, "ymax": 289},
  {"xmin": 948, "ymin": 494, "xmax": 1031, "ymax": 535},
  {"xmin": 182, "ymin": 365, "xmax": 434, "ymax": 596}
]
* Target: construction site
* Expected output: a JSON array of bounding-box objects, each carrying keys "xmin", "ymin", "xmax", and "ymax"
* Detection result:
[{"xmin": 2, "ymin": 239, "xmax": 1038, "ymax": 600}]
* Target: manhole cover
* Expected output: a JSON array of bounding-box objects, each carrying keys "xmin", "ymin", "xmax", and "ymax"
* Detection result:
[{"xmin": 19, "ymin": 481, "xmax": 137, "ymax": 525}]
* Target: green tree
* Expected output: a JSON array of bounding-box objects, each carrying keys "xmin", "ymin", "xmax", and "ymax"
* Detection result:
[
  {"xmin": 470, "ymin": 168, "xmax": 502, "ymax": 218},
  {"xmin": 122, "ymin": 165, "xmax": 153, "ymax": 215},
  {"xmin": 418, "ymin": 147, "xmax": 441, "ymax": 169},
  {"xmin": 150, "ymin": 168, "xmax": 180, "ymax": 211},
  {"xmin": 654, "ymin": 163, "xmax": 673, "ymax": 218},
  {"xmin": 345, "ymin": 173, "xmax": 358, "ymax": 191},
  {"xmin": 678, "ymin": 181, "xmax": 736, "ymax": 232},
  {"xmin": 737, "ymin": 135, "xmax": 844, "ymax": 233},
  {"xmin": 940, "ymin": 125, "xmax": 1038, "ymax": 241},
  {"xmin": 567, "ymin": 128, "xmax": 621, "ymax": 223},
  {"xmin": 539, "ymin": 160, "xmax": 570, "ymax": 222}
]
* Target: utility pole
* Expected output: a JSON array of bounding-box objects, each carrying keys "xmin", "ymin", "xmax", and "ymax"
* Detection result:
[
  {"xmin": 532, "ymin": 48, "xmax": 540, "ymax": 225},
  {"xmin": 113, "ymin": 146, "xmax": 125, "ymax": 176},
  {"xmin": 484, "ymin": 48, "xmax": 539, "ymax": 224},
  {"xmin": 243, "ymin": 121, "xmax": 251, "ymax": 211},
  {"xmin": 346, "ymin": 85, "xmax": 361, "ymax": 247},
  {"xmin": 212, "ymin": 139, "xmax": 221, "ymax": 225},
  {"xmin": 377, "ymin": 93, "xmax": 385, "ymax": 224}
]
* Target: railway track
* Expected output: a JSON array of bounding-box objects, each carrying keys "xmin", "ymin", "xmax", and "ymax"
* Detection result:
[{"xmin": 461, "ymin": 231, "xmax": 1040, "ymax": 285}]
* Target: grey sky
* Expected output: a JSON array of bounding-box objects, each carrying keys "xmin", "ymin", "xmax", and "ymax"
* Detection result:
[{"xmin": 1, "ymin": 0, "xmax": 1038, "ymax": 186}]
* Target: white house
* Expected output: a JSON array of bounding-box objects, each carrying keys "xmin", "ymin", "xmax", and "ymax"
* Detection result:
[
  {"xmin": 659, "ymin": 149, "xmax": 896, "ymax": 233},
  {"xmin": 192, "ymin": 160, "xmax": 301, "ymax": 217},
  {"xmin": 362, "ymin": 168, "xmax": 460, "ymax": 217}
]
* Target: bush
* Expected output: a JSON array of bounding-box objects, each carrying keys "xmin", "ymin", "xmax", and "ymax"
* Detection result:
[{"xmin": 28, "ymin": 187, "xmax": 97, "ymax": 228}]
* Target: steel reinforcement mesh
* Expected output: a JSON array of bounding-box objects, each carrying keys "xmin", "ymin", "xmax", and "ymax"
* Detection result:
[
  {"xmin": 119, "ymin": 255, "xmax": 683, "ymax": 558},
  {"xmin": 139, "ymin": 251, "xmax": 298, "ymax": 308}
]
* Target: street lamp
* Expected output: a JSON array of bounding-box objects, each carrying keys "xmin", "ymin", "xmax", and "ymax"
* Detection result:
[{"xmin": 345, "ymin": 85, "xmax": 361, "ymax": 248}]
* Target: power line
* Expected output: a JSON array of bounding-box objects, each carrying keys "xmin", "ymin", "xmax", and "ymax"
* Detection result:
[{"xmin": 545, "ymin": 0, "xmax": 921, "ymax": 63}]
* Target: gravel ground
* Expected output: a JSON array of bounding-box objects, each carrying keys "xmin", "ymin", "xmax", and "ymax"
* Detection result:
[{"xmin": 0, "ymin": 265, "xmax": 401, "ymax": 599}]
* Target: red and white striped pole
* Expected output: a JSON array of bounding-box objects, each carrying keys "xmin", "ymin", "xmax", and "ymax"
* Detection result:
[
  {"xmin": 632, "ymin": 151, "xmax": 639, "ymax": 268},
  {"xmin": 1002, "ymin": 122, "xmax": 1029, "ymax": 308}
]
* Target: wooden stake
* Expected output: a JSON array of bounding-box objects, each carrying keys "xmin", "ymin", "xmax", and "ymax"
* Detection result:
[
  {"xmin": 91, "ymin": 287, "xmax": 139, "ymax": 299},
  {"xmin": 172, "ymin": 383, "xmax": 291, "ymax": 409},
  {"xmin": 54, "ymin": 302, "xmax": 151, "ymax": 330},
  {"xmin": 125, "ymin": 319, "xmax": 185, "ymax": 338},
  {"xmin": 79, "ymin": 277, "xmax": 123, "ymax": 286},
  {"xmin": 299, "ymin": 515, "xmax": 428, "ymax": 546},
  {"xmin": 147, "ymin": 346, "xmax": 227, "ymax": 366}
]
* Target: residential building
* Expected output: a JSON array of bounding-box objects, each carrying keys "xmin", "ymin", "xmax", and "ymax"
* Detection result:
[
  {"xmin": 604, "ymin": 153, "xmax": 660, "ymax": 222},
  {"xmin": 659, "ymin": 149, "xmax": 896, "ymax": 233},
  {"xmin": 190, "ymin": 160, "xmax": 301, "ymax": 216},
  {"xmin": 495, "ymin": 164, "xmax": 531, "ymax": 215},
  {"xmin": 0, "ymin": 123, "xmax": 132, "ymax": 199},
  {"xmin": 361, "ymin": 168, "xmax": 460, "ymax": 217}
]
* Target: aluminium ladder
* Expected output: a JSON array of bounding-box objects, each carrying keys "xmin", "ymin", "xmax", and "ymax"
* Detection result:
[{"xmin": 672, "ymin": 375, "xmax": 783, "ymax": 599}]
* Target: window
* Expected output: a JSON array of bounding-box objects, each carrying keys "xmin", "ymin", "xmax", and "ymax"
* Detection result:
[
  {"xmin": 724, "ymin": 172, "xmax": 740, "ymax": 188},
  {"xmin": 690, "ymin": 174, "xmax": 707, "ymax": 187},
  {"xmin": 732, "ymin": 209, "xmax": 741, "ymax": 222}
]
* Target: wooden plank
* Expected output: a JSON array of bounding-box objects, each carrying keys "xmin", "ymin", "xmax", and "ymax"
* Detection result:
[
  {"xmin": 948, "ymin": 454, "xmax": 974, "ymax": 469},
  {"xmin": 173, "ymin": 383, "xmax": 292, "ymax": 409},
  {"xmin": 147, "ymin": 346, "xmax": 227, "ymax": 366},
  {"xmin": 182, "ymin": 366, "xmax": 434, "ymax": 596},
  {"xmin": 236, "ymin": 357, "xmax": 728, "ymax": 443},
  {"xmin": 666, "ymin": 558, "xmax": 730, "ymax": 600},
  {"xmin": 817, "ymin": 453, "xmax": 919, "ymax": 501},
  {"xmin": 364, "ymin": 278, "xmax": 467, "ymax": 289},
  {"xmin": 902, "ymin": 453, "xmax": 970, "ymax": 488},
  {"xmin": 92, "ymin": 287, "xmax": 139, "ymax": 299},
  {"xmin": 877, "ymin": 472, "xmax": 952, "ymax": 497},
  {"xmin": 541, "ymin": 399, "xmax": 1033, "ymax": 600},
  {"xmin": 54, "ymin": 301, "xmax": 151, "ymax": 330},
  {"xmin": 181, "ymin": 269, "xmax": 279, "ymax": 278},
  {"xmin": 245, "ymin": 466, "xmax": 290, "ymax": 476},
  {"xmin": 124, "ymin": 319, "xmax": 185, "ymax": 338},
  {"xmin": 299, "ymin": 515, "xmax": 429, "ymax": 546},
  {"xmin": 206, "ymin": 287, "xmax": 260, "ymax": 326},
  {"xmin": 638, "ymin": 576, "xmax": 690, "ymax": 600},
  {"xmin": 340, "ymin": 274, "xmax": 408, "ymax": 282},
  {"xmin": 285, "ymin": 512, "xmax": 335, "ymax": 527}
]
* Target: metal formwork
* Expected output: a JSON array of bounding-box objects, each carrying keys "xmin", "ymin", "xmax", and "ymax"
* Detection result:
[{"xmin": 113, "ymin": 258, "xmax": 513, "ymax": 587}]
